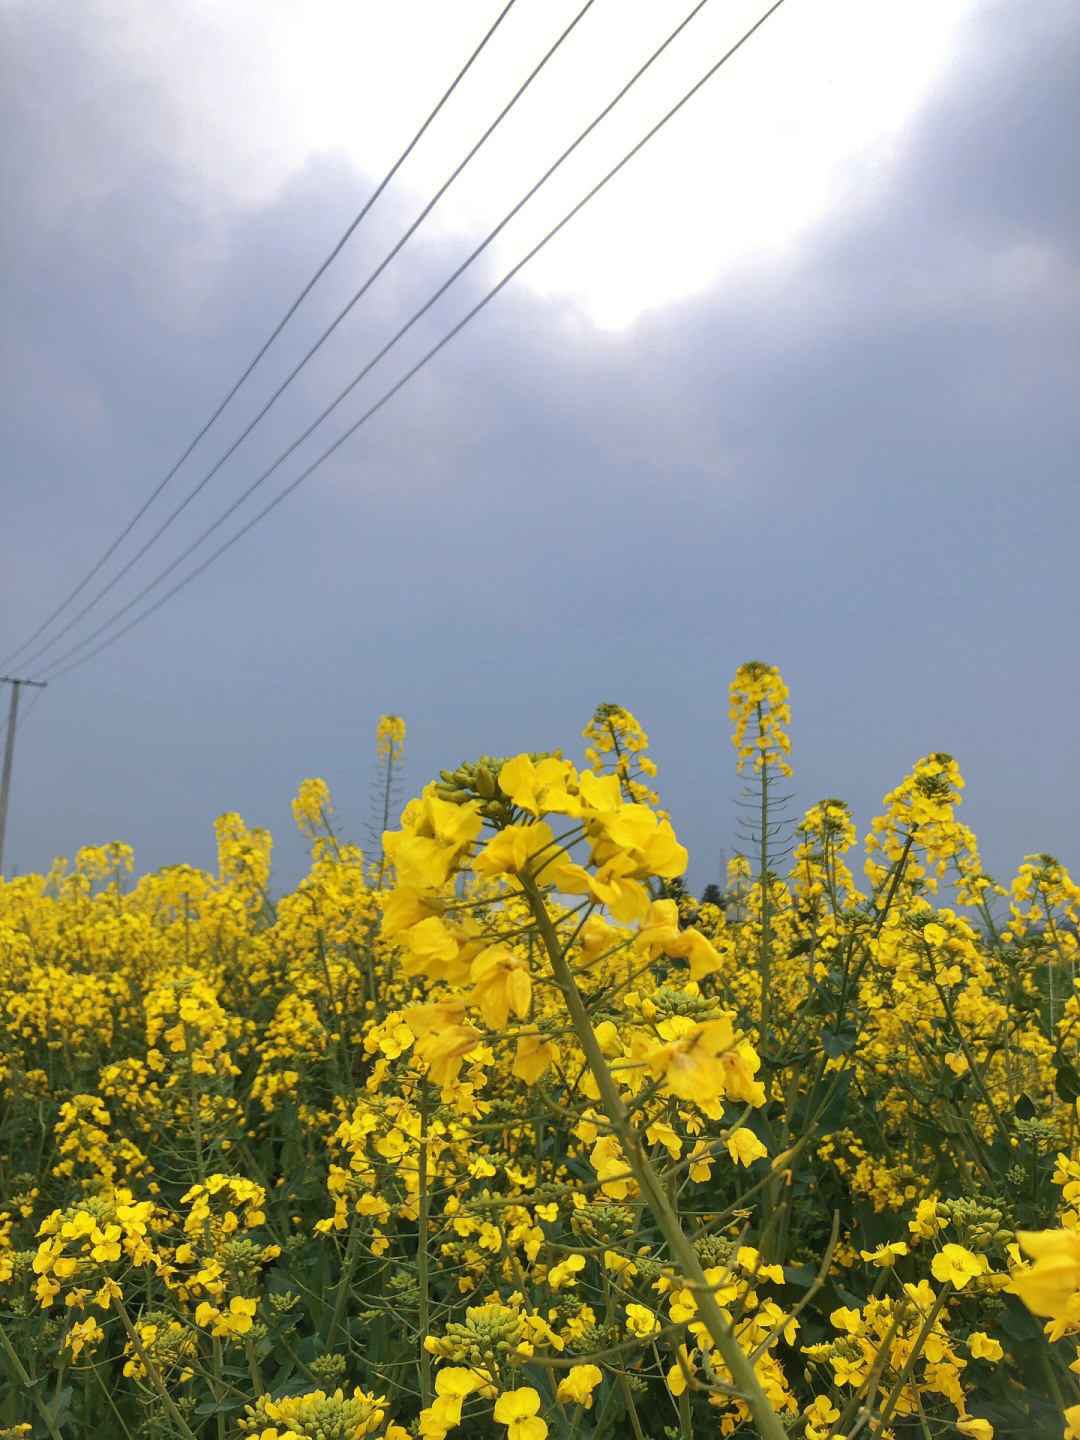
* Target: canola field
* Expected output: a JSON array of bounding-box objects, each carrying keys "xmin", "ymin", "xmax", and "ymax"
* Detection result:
[{"xmin": 1, "ymin": 664, "xmax": 1078, "ymax": 1440}]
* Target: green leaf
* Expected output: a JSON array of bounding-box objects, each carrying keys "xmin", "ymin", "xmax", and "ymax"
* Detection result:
[
  {"xmin": 998, "ymin": 1295, "xmax": 1043, "ymax": 1342},
  {"xmin": 822, "ymin": 1022, "xmax": 858, "ymax": 1059},
  {"xmin": 1053, "ymin": 1054, "xmax": 1080, "ymax": 1102}
]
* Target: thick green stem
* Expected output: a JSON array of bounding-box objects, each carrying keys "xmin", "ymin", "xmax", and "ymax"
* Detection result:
[
  {"xmin": 618, "ymin": 1371, "xmax": 648, "ymax": 1439},
  {"xmin": 521, "ymin": 874, "xmax": 789, "ymax": 1440},
  {"xmin": 679, "ymin": 1380, "xmax": 694, "ymax": 1438},
  {"xmin": 113, "ymin": 1296, "xmax": 200, "ymax": 1440},
  {"xmin": 244, "ymin": 1334, "xmax": 263, "ymax": 1395}
]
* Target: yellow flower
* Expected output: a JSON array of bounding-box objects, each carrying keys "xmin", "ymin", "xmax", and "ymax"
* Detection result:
[
  {"xmin": 604, "ymin": 1250, "xmax": 637, "ymax": 1279},
  {"xmin": 473, "ymin": 822, "xmax": 556, "ymax": 881},
  {"xmin": 547, "ymin": 1255, "xmax": 585, "ymax": 1290},
  {"xmin": 589, "ymin": 1135, "xmax": 631, "ymax": 1200},
  {"xmin": 435, "ymin": 1366, "xmax": 486, "ymax": 1409},
  {"xmin": 94, "ymin": 1278, "xmax": 122, "ymax": 1310},
  {"xmin": 556, "ymin": 1364, "xmax": 602, "ymax": 1407},
  {"xmin": 726, "ymin": 1128, "xmax": 768, "ymax": 1168},
  {"xmin": 388, "ymin": 834, "xmax": 461, "ymax": 891},
  {"xmin": 512, "ymin": 1029, "xmax": 559, "ymax": 1084},
  {"xmin": 469, "ymin": 946, "xmax": 532, "ymax": 1030},
  {"xmin": 625, "ymin": 1303, "xmax": 660, "ymax": 1337},
  {"xmin": 830, "ymin": 1351, "xmax": 866, "ymax": 1386},
  {"xmin": 381, "ymin": 886, "xmax": 441, "ymax": 936},
  {"xmin": 635, "ymin": 900, "xmax": 722, "ymax": 978},
  {"xmin": 956, "ymin": 1419, "xmax": 994, "ymax": 1440},
  {"xmin": 550, "ymin": 855, "xmax": 651, "ymax": 923},
  {"xmin": 804, "ymin": 1395, "xmax": 841, "ymax": 1440},
  {"xmin": 967, "ymin": 1331, "xmax": 1003, "ymax": 1361},
  {"xmin": 493, "ymin": 1387, "xmax": 547, "ymax": 1440},
  {"xmin": 1012, "ymin": 1229, "xmax": 1080, "ymax": 1319},
  {"xmin": 645, "ymin": 1118, "xmax": 683, "ymax": 1159},
  {"xmin": 66, "ymin": 1317, "xmax": 104, "ymax": 1359},
  {"xmin": 931, "ymin": 1244, "xmax": 986, "ymax": 1290},
  {"xmin": 735, "ymin": 1247, "xmax": 785, "ymax": 1285},
  {"xmin": 860, "ymin": 1241, "xmax": 909, "ymax": 1267},
  {"xmin": 688, "ymin": 1139, "xmax": 714, "ymax": 1182},
  {"xmin": 89, "ymin": 1224, "xmax": 122, "ymax": 1264},
  {"xmin": 643, "ymin": 1017, "xmax": 730, "ymax": 1101},
  {"xmin": 376, "ymin": 713, "xmax": 406, "ymax": 762},
  {"xmin": 909, "ymin": 1198, "xmax": 944, "ymax": 1239},
  {"xmin": 498, "ymin": 755, "xmax": 579, "ymax": 818},
  {"xmin": 401, "ymin": 999, "xmax": 482, "ymax": 1087},
  {"xmin": 666, "ymin": 1344, "xmax": 695, "ymax": 1396},
  {"xmin": 418, "ymin": 1399, "xmax": 458, "ymax": 1438},
  {"xmin": 291, "ymin": 777, "xmax": 332, "ymax": 835}
]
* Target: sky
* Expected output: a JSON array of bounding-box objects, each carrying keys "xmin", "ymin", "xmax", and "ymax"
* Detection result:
[{"xmin": 1, "ymin": 0, "xmax": 1077, "ymax": 899}]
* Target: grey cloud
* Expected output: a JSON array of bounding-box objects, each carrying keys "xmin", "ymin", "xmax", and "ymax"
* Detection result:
[{"xmin": 1, "ymin": 0, "xmax": 1076, "ymax": 899}]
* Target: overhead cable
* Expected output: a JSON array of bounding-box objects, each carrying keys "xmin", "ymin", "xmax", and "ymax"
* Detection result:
[
  {"xmin": 43, "ymin": 0, "xmax": 788, "ymax": 683},
  {"xmin": 12, "ymin": 0, "xmax": 597, "ymax": 673},
  {"xmin": 36, "ymin": 0, "xmax": 723, "ymax": 675},
  {"xmin": 0, "ymin": 0, "xmax": 519, "ymax": 670}
]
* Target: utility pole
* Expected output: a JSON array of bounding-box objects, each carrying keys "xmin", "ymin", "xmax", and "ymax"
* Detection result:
[{"xmin": 0, "ymin": 676, "xmax": 47, "ymax": 878}]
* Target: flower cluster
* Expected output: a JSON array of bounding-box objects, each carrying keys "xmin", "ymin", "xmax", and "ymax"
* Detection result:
[{"xmin": 1, "ymin": 691, "xmax": 1078, "ymax": 1440}]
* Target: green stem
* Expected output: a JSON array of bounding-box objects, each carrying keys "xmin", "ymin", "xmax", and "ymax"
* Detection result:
[
  {"xmin": 875, "ymin": 1286, "xmax": 951, "ymax": 1434},
  {"xmin": 618, "ymin": 1372, "xmax": 648, "ymax": 1440},
  {"xmin": 244, "ymin": 1334, "xmax": 263, "ymax": 1395},
  {"xmin": 521, "ymin": 873, "xmax": 790, "ymax": 1440},
  {"xmin": 325, "ymin": 1212, "xmax": 363, "ymax": 1352},
  {"xmin": 212, "ymin": 1336, "xmax": 227, "ymax": 1440},
  {"xmin": 679, "ymin": 1380, "xmax": 694, "ymax": 1438},
  {"xmin": 113, "ymin": 1296, "xmax": 200, "ymax": 1440},
  {"xmin": 0, "ymin": 1321, "xmax": 64, "ymax": 1440}
]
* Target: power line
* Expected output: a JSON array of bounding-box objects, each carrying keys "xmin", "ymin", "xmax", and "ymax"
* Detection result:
[
  {"xmin": 11, "ymin": 0, "xmax": 597, "ymax": 674},
  {"xmin": 41, "ymin": 0, "xmax": 789, "ymax": 684},
  {"xmin": 0, "ymin": 0, "xmax": 519, "ymax": 672},
  {"xmin": 34, "ymin": 0, "xmax": 730, "ymax": 679}
]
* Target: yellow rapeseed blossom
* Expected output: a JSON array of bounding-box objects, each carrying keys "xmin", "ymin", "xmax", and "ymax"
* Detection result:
[
  {"xmin": 492, "ymin": 1387, "xmax": 547, "ymax": 1440},
  {"xmin": 556, "ymin": 1364, "xmax": 602, "ymax": 1407},
  {"xmin": 1012, "ymin": 1229, "xmax": 1080, "ymax": 1322},
  {"xmin": 931, "ymin": 1244, "xmax": 986, "ymax": 1290},
  {"xmin": 2, "ymin": 679, "xmax": 1076, "ymax": 1440}
]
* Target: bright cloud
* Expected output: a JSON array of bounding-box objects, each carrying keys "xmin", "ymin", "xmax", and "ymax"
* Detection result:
[{"xmin": 17, "ymin": 0, "xmax": 979, "ymax": 327}]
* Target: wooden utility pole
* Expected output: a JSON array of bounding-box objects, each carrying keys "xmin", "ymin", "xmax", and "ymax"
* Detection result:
[{"xmin": 0, "ymin": 676, "xmax": 46, "ymax": 877}]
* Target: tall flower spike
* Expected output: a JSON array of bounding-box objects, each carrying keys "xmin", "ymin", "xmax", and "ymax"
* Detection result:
[{"xmin": 729, "ymin": 661, "xmax": 793, "ymax": 778}]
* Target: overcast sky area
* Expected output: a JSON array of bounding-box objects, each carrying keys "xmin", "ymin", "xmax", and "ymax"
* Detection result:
[{"xmin": 1, "ymin": 0, "xmax": 1077, "ymax": 900}]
